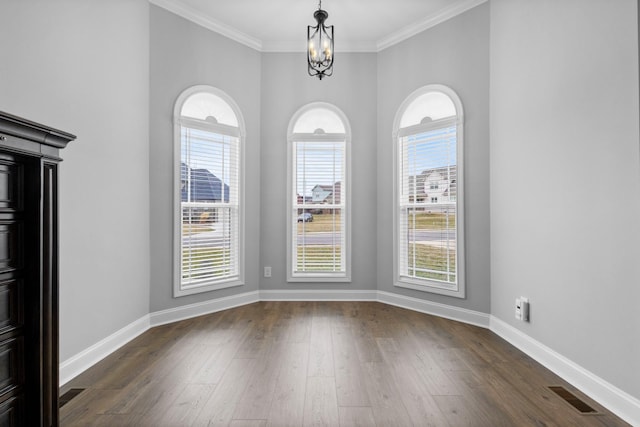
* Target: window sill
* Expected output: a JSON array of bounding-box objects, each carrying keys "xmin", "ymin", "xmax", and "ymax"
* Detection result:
[
  {"xmin": 287, "ymin": 273, "xmax": 351, "ymax": 283},
  {"xmin": 395, "ymin": 277, "xmax": 465, "ymax": 299},
  {"xmin": 174, "ymin": 277, "xmax": 244, "ymax": 298}
]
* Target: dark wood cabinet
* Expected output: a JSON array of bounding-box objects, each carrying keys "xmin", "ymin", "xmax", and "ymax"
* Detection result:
[{"xmin": 0, "ymin": 112, "xmax": 75, "ymax": 427}]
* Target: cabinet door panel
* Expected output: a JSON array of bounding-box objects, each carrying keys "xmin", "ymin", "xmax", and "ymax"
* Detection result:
[
  {"xmin": 0, "ymin": 394, "xmax": 24, "ymax": 427},
  {"xmin": 0, "ymin": 162, "xmax": 23, "ymax": 211},
  {"xmin": 0, "ymin": 223, "xmax": 22, "ymax": 273},
  {"xmin": 0, "ymin": 337, "xmax": 24, "ymax": 395},
  {"xmin": 0, "ymin": 280, "xmax": 22, "ymax": 335}
]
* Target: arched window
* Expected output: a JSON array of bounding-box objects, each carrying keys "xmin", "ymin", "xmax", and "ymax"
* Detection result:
[
  {"xmin": 173, "ymin": 86, "xmax": 244, "ymax": 296},
  {"xmin": 393, "ymin": 85, "xmax": 465, "ymax": 298},
  {"xmin": 287, "ymin": 103, "xmax": 351, "ymax": 282}
]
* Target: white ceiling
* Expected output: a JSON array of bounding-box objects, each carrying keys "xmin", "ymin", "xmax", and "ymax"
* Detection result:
[{"xmin": 150, "ymin": 0, "xmax": 487, "ymax": 52}]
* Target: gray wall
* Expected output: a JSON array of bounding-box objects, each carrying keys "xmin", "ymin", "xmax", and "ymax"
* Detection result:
[
  {"xmin": 0, "ymin": 0, "xmax": 151, "ymax": 361},
  {"xmin": 149, "ymin": 6, "xmax": 262, "ymax": 311},
  {"xmin": 376, "ymin": 4, "xmax": 491, "ymax": 313},
  {"xmin": 490, "ymin": 0, "xmax": 640, "ymax": 398},
  {"xmin": 4, "ymin": 0, "xmax": 637, "ymax": 405},
  {"xmin": 260, "ymin": 53, "xmax": 378, "ymax": 290}
]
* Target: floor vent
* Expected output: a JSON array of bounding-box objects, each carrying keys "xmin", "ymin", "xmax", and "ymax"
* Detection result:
[
  {"xmin": 548, "ymin": 386, "xmax": 598, "ymax": 414},
  {"xmin": 59, "ymin": 388, "xmax": 86, "ymax": 408}
]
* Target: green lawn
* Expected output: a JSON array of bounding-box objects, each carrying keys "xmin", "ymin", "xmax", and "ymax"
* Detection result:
[
  {"xmin": 407, "ymin": 243, "xmax": 456, "ymax": 282},
  {"xmin": 296, "ymin": 245, "xmax": 341, "ymax": 271},
  {"xmin": 297, "ymin": 212, "xmax": 453, "ymax": 233},
  {"xmin": 297, "ymin": 212, "xmax": 342, "ymax": 233},
  {"xmin": 409, "ymin": 212, "xmax": 455, "ymax": 230},
  {"xmin": 182, "ymin": 223, "xmax": 213, "ymax": 236},
  {"xmin": 182, "ymin": 247, "xmax": 231, "ymax": 279}
]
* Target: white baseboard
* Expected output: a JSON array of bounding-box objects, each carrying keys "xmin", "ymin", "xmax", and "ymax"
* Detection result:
[
  {"xmin": 59, "ymin": 289, "xmax": 484, "ymax": 387},
  {"xmin": 59, "ymin": 289, "xmax": 639, "ymax": 427},
  {"xmin": 59, "ymin": 290, "xmax": 259, "ymax": 386},
  {"xmin": 490, "ymin": 315, "xmax": 640, "ymax": 426},
  {"xmin": 59, "ymin": 315, "xmax": 150, "ymax": 386},
  {"xmin": 149, "ymin": 290, "xmax": 260, "ymax": 326},
  {"xmin": 260, "ymin": 289, "xmax": 378, "ymax": 301},
  {"xmin": 377, "ymin": 290, "xmax": 491, "ymax": 328}
]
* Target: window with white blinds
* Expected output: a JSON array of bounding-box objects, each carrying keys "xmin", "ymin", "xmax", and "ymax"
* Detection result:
[
  {"xmin": 174, "ymin": 86, "xmax": 244, "ymax": 297},
  {"xmin": 287, "ymin": 104, "xmax": 350, "ymax": 282},
  {"xmin": 394, "ymin": 86, "xmax": 465, "ymax": 298}
]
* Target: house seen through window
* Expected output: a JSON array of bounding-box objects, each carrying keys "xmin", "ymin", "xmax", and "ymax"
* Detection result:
[
  {"xmin": 394, "ymin": 85, "xmax": 465, "ymax": 298},
  {"xmin": 173, "ymin": 86, "xmax": 244, "ymax": 296},
  {"xmin": 287, "ymin": 103, "xmax": 351, "ymax": 282}
]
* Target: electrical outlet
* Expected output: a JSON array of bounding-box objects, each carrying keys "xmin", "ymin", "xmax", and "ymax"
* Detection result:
[
  {"xmin": 515, "ymin": 297, "xmax": 530, "ymax": 321},
  {"xmin": 264, "ymin": 266, "xmax": 272, "ymax": 278},
  {"xmin": 521, "ymin": 298, "xmax": 529, "ymax": 322}
]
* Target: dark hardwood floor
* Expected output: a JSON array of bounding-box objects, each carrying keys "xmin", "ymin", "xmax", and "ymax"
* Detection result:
[{"xmin": 60, "ymin": 302, "xmax": 629, "ymax": 426}]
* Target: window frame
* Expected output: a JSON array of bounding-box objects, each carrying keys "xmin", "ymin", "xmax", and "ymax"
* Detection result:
[
  {"xmin": 173, "ymin": 85, "xmax": 245, "ymax": 297},
  {"xmin": 286, "ymin": 102, "xmax": 352, "ymax": 282},
  {"xmin": 392, "ymin": 84, "xmax": 465, "ymax": 298}
]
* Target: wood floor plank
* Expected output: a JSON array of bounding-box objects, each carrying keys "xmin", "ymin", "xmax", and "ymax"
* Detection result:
[
  {"xmin": 176, "ymin": 313, "xmax": 227, "ymax": 346},
  {"xmin": 455, "ymin": 382, "xmax": 522, "ymax": 427},
  {"xmin": 266, "ymin": 342, "xmax": 309, "ymax": 427},
  {"xmin": 235, "ymin": 335, "xmax": 271, "ymax": 359},
  {"xmin": 233, "ymin": 339, "xmax": 286, "ymax": 420},
  {"xmin": 361, "ymin": 361, "xmax": 414, "ymax": 426},
  {"xmin": 59, "ymin": 388, "xmax": 124, "ymax": 425},
  {"xmin": 351, "ymin": 316, "xmax": 385, "ymax": 363},
  {"xmin": 103, "ymin": 377, "xmax": 184, "ymax": 416},
  {"xmin": 143, "ymin": 383, "xmax": 215, "ymax": 426},
  {"xmin": 430, "ymin": 347, "xmax": 472, "ymax": 372},
  {"xmin": 287, "ymin": 303, "xmax": 313, "ymax": 343},
  {"xmin": 230, "ymin": 420, "xmax": 268, "ymax": 427},
  {"xmin": 461, "ymin": 364, "xmax": 561, "ymax": 427},
  {"xmin": 487, "ymin": 360, "xmax": 613, "ymax": 427},
  {"xmin": 192, "ymin": 357, "xmax": 259, "ymax": 426},
  {"xmin": 391, "ymin": 360, "xmax": 450, "ymax": 426},
  {"xmin": 376, "ymin": 337, "xmax": 449, "ymax": 427},
  {"xmin": 60, "ymin": 302, "xmax": 630, "ymax": 427},
  {"xmin": 433, "ymin": 394, "xmax": 490, "ymax": 427},
  {"xmin": 307, "ymin": 315, "xmax": 335, "ymax": 377},
  {"xmin": 338, "ymin": 406, "xmax": 377, "ymax": 427},
  {"xmin": 87, "ymin": 350, "xmax": 159, "ymax": 391},
  {"xmin": 72, "ymin": 413, "xmax": 148, "ymax": 427},
  {"xmin": 303, "ymin": 376, "xmax": 340, "ymax": 427},
  {"xmin": 188, "ymin": 324, "xmax": 252, "ymax": 385},
  {"xmin": 331, "ymin": 326, "xmax": 370, "ymax": 406},
  {"xmin": 412, "ymin": 348, "xmax": 467, "ymax": 396}
]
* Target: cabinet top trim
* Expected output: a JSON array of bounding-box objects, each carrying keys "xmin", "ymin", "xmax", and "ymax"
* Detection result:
[{"xmin": 0, "ymin": 111, "xmax": 76, "ymax": 149}]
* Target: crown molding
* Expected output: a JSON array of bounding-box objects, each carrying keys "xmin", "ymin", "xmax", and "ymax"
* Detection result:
[
  {"xmin": 149, "ymin": 0, "xmax": 262, "ymax": 51},
  {"xmin": 150, "ymin": 0, "xmax": 487, "ymax": 53},
  {"xmin": 376, "ymin": 0, "xmax": 488, "ymax": 52}
]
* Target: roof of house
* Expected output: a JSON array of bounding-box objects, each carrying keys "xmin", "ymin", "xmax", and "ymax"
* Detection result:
[
  {"xmin": 181, "ymin": 163, "xmax": 230, "ymax": 202},
  {"xmin": 407, "ymin": 166, "xmax": 457, "ymax": 196},
  {"xmin": 313, "ymin": 182, "xmax": 341, "ymax": 192},
  {"xmin": 311, "ymin": 182, "xmax": 342, "ymax": 203}
]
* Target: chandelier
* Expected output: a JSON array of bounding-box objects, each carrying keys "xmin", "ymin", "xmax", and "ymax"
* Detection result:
[{"xmin": 307, "ymin": 0, "xmax": 334, "ymax": 80}]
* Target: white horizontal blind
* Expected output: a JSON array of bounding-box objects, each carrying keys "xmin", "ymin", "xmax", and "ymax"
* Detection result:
[
  {"xmin": 399, "ymin": 124, "xmax": 457, "ymax": 285},
  {"xmin": 181, "ymin": 126, "xmax": 239, "ymax": 287},
  {"xmin": 292, "ymin": 141, "xmax": 345, "ymax": 275}
]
